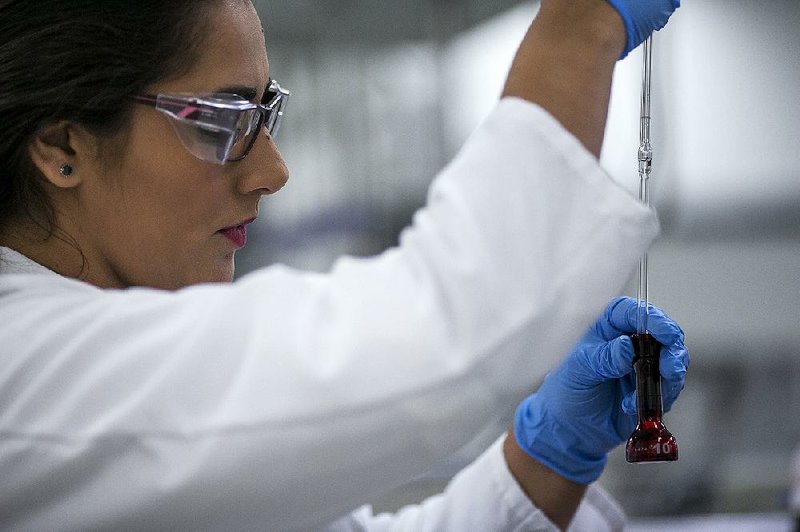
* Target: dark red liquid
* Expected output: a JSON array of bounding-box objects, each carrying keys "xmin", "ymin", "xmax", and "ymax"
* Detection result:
[{"xmin": 625, "ymin": 333, "xmax": 679, "ymax": 463}]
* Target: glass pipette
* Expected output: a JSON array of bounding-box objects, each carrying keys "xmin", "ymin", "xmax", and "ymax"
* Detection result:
[
  {"xmin": 636, "ymin": 35, "xmax": 653, "ymax": 337},
  {"xmin": 625, "ymin": 37, "xmax": 678, "ymax": 463}
]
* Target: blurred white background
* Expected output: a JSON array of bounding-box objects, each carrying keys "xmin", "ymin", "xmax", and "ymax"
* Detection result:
[{"xmin": 241, "ymin": 0, "xmax": 800, "ymax": 522}]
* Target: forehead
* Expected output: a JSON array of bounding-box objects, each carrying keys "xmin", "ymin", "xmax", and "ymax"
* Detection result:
[{"xmin": 157, "ymin": 0, "xmax": 269, "ymax": 94}]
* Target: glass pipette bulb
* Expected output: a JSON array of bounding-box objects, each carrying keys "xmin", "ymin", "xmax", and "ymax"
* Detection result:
[{"xmin": 625, "ymin": 333, "xmax": 678, "ymax": 462}]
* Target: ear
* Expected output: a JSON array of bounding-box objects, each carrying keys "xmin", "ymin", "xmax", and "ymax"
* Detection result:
[{"xmin": 27, "ymin": 121, "xmax": 99, "ymax": 189}]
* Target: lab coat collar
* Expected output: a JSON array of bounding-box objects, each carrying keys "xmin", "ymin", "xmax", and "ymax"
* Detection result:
[{"xmin": 0, "ymin": 246, "xmax": 60, "ymax": 276}]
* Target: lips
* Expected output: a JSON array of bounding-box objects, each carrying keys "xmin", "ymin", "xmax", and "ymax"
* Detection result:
[{"xmin": 219, "ymin": 218, "xmax": 256, "ymax": 248}]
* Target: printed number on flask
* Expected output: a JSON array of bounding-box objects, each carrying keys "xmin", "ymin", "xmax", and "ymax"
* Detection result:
[{"xmin": 654, "ymin": 443, "xmax": 672, "ymax": 454}]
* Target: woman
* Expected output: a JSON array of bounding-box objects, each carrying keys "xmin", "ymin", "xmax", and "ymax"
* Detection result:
[{"xmin": 0, "ymin": 0, "xmax": 686, "ymax": 530}]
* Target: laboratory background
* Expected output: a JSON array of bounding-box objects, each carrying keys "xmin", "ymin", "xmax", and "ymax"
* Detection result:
[{"xmin": 239, "ymin": 0, "xmax": 800, "ymax": 526}]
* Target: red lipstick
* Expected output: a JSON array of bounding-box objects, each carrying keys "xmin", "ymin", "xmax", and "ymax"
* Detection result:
[{"xmin": 219, "ymin": 218, "xmax": 255, "ymax": 248}]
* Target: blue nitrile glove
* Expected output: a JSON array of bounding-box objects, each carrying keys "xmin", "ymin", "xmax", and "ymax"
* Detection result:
[
  {"xmin": 606, "ymin": 0, "xmax": 680, "ymax": 59},
  {"xmin": 514, "ymin": 296, "xmax": 689, "ymax": 484}
]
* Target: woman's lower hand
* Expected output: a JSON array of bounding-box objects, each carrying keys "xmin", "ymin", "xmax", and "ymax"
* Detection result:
[{"xmin": 513, "ymin": 296, "xmax": 690, "ymax": 484}]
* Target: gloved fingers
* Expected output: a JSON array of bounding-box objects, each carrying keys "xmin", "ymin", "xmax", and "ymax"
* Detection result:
[
  {"xmin": 605, "ymin": 0, "xmax": 680, "ymax": 59},
  {"xmin": 589, "ymin": 335, "xmax": 635, "ymax": 381},
  {"xmin": 660, "ymin": 342, "xmax": 690, "ymax": 381},
  {"xmin": 621, "ymin": 375, "xmax": 637, "ymax": 415},
  {"xmin": 593, "ymin": 296, "xmax": 635, "ymax": 340},
  {"xmin": 624, "ymin": 377, "xmax": 684, "ymax": 414},
  {"xmin": 622, "ymin": 391, "xmax": 636, "ymax": 415},
  {"xmin": 619, "ymin": 344, "xmax": 687, "ymax": 414},
  {"xmin": 660, "ymin": 343, "xmax": 689, "ymax": 412},
  {"xmin": 645, "ymin": 306, "xmax": 685, "ymax": 347},
  {"xmin": 598, "ymin": 296, "xmax": 685, "ymax": 346},
  {"xmin": 616, "ymin": 379, "xmax": 638, "ymax": 439},
  {"xmin": 661, "ymin": 376, "xmax": 685, "ymax": 413}
]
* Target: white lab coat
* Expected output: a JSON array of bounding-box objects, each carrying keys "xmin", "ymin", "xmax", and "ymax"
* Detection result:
[{"xmin": 0, "ymin": 98, "xmax": 657, "ymax": 531}]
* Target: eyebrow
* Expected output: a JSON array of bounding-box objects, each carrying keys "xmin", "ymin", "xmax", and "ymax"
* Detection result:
[
  {"xmin": 214, "ymin": 78, "xmax": 273, "ymax": 102},
  {"xmin": 215, "ymin": 85, "xmax": 258, "ymax": 101}
]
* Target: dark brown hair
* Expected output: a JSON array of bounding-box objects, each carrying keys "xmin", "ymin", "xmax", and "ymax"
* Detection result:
[{"xmin": 0, "ymin": 0, "xmax": 219, "ymax": 235}]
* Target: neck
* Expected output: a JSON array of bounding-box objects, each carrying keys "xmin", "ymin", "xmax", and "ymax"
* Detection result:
[{"xmin": 0, "ymin": 218, "xmax": 98, "ymax": 284}]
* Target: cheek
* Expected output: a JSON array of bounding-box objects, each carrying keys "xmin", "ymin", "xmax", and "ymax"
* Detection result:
[
  {"xmin": 105, "ymin": 153, "xmax": 223, "ymax": 258},
  {"xmin": 117, "ymin": 164, "xmax": 220, "ymax": 243},
  {"xmin": 120, "ymin": 123, "xmax": 221, "ymax": 226},
  {"xmin": 101, "ymin": 117, "xmax": 238, "ymax": 286}
]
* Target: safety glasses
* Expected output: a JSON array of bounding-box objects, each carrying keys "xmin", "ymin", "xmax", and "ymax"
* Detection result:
[{"xmin": 132, "ymin": 80, "xmax": 289, "ymax": 164}]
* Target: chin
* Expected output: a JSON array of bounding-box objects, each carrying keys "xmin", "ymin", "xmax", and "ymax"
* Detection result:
[
  {"xmin": 208, "ymin": 257, "xmax": 236, "ymax": 284},
  {"xmin": 167, "ymin": 255, "xmax": 235, "ymax": 288},
  {"xmin": 157, "ymin": 263, "xmax": 234, "ymax": 290}
]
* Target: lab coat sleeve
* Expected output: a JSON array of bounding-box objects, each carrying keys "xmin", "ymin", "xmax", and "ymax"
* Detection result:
[
  {"xmin": 325, "ymin": 435, "xmax": 626, "ymax": 532},
  {"xmin": 0, "ymin": 97, "xmax": 658, "ymax": 531}
]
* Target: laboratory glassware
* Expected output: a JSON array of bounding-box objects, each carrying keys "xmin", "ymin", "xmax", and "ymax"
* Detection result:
[{"xmin": 625, "ymin": 37, "xmax": 678, "ymax": 463}]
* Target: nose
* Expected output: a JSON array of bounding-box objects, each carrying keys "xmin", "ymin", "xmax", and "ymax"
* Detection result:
[{"xmin": 236, "ymin": 131, "xmax": 289, "ymax": 195}]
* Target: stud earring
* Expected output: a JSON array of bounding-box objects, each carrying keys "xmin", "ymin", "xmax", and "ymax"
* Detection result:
[{"xmin": 60, "ymin": 164, "xmax": 73, "ymax": 177}]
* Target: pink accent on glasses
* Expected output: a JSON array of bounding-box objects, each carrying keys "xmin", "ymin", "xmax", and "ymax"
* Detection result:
[{"xmin": 177, "ymin": 105, "xmax": 200, "ymax": 119}]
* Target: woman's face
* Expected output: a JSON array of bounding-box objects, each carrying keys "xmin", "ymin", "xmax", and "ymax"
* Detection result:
[{"xmin": 71, "ymin": 0, "xmax": 288, "ymax": 289}]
